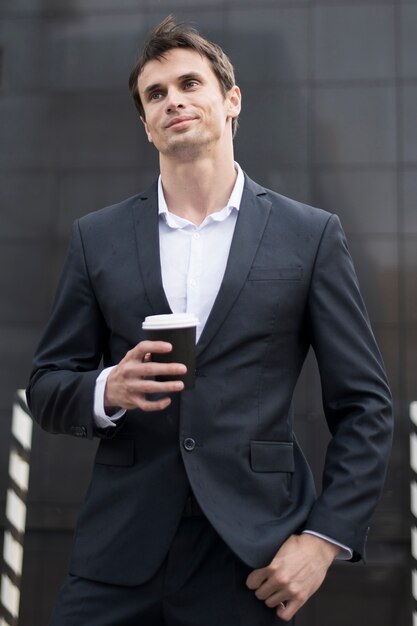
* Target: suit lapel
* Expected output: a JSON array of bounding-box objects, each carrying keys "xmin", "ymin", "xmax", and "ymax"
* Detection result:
[
  {"xmin": 196, "ymin": 176, "xmax": 271, "ymax": 358},
  {"xmin": 131, "ymin": 176, "xmax": 272, "ymax": 353},
  {"xmin": 132, "ymin": 183, "xmax": 172, "ymax": 316}
]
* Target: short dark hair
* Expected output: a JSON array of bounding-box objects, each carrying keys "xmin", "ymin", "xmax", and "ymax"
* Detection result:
[{"xmin": 128, "ymin": 15, "xmax": 239, "ymax": 137}]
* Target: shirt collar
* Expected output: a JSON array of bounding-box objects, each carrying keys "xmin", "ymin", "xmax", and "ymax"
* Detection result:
[{"xmin": 158, "ymin": 162, "xmax": 245, "ymax": 229}]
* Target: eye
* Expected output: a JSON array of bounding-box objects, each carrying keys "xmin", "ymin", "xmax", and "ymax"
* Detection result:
[
  {"xmin": 184, "ymin": 80, "xmax": 199, "ymax": 89},
  {"xmin": 149, "ymin": 91, "xmax": 164, "ymax": 101}
]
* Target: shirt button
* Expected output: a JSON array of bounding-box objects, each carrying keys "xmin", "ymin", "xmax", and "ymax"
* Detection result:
[
  {"xmin": 183, "ymin": 438, "xmax": 196, "ymax": 451},
  {"xmin": 193, "ymin": 232, "xmax": 200, "ymax": 240}
]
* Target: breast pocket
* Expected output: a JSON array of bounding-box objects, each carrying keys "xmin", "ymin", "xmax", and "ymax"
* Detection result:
[{"xmin": 248, "ymin": 267, "xmax": 303, "ymax": 282}]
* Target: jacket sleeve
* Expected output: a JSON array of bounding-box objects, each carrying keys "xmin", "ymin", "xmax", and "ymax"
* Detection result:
[
  {"xmin": 304, "ymin": 213, "xmax": 393, "ymax": 560},
  {"xmin": 26, "ymin": 220, "xmax": 122, "ymax": 440}
]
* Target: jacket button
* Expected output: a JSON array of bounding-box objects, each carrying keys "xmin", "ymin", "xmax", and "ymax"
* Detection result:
[{"xmin": 183, "ymin": 438, "xmax": 196, "ymax": 451}]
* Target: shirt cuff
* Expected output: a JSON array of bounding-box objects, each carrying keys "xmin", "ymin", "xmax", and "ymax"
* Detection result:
[
  {"xmin": 93, "ymin": 366, "xmax": 126, "ymax": 429},
  {"xmin": 302, "ymin": 530, "xmax": 353, "ymax": 560}
]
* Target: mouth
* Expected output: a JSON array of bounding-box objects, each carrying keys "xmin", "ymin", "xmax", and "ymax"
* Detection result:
[{"xmin": 165, "ymin": 116, "xmax": 197, "ymax": 130}]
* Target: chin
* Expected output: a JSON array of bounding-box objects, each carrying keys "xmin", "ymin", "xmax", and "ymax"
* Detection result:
[{"xmin": 165, "ymin": 136, "xmax": 208, "ymax": 160}]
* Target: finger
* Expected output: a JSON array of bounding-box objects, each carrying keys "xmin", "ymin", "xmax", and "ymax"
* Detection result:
[
  {"xmin": 139, "ymin": 361, "xmax": 187, "ymax": 377},
  {"xmin": 246, "ymin": 569, "xmax": 269, "ymax": 590},
  {"xmin": 137, "ymin": 395, "xmax": 172, "ymax": 412},
  {"xmin": 254, "ymin": 579, "xmax": 282, "ymax": 602},
  {"xmin": 276, "ymin": 598, "xmax": 301, "ymax": 622},
  {"xmin": 129, "ymin": 341, "xmax": 173, "ymax": 360},
  {"xmin": 137, "ymin": 379, "xmax": 185, "ymax": 395},
  {"xmin": 119, "ymin": 360, "xmax": 187, "ymax": 381},
  {"xmin": 263, "ymin": 590, "xmax": 288, "ymax": 608}
]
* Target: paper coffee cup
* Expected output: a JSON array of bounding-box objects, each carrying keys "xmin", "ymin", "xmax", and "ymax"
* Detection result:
[{"xmin": 142, "ymin": 313, "xmax": 199, "ymax": 389}]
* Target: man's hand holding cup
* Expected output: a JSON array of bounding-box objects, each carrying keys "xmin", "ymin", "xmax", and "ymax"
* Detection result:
[{"xmin": 104, "ymin": 313, "xmax": 198, "ymax": 413}]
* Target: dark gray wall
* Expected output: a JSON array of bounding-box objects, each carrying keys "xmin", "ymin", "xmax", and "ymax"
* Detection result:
[{"xmin": 0, "ymin": 1, "xmax": 414, "ymax": 624}]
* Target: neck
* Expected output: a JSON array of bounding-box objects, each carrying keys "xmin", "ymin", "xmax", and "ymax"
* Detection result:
[{"xmin": 159, "ymin": 150, "xmax": 237, "ymax": 226}]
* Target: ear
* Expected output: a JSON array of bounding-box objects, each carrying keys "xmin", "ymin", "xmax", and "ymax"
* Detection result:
[
  {"xmin": 226, "ymin": 85, "xmax": 241, "ymax": 121},
  {"xmin": 140, "ymin": 116, "xmax": 153, "ymax": 143}
]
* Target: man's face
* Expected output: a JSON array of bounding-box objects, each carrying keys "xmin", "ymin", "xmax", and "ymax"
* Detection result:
[{"xmin": 137, "ymin": 48, "xmax": 240, "ymax": 160}]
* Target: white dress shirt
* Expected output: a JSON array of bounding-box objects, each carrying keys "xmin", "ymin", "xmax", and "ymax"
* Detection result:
[
  {"xmin": 158, "ymin": 166, "xmax": 242, "ymax": 342},
  {"xmin": 92, "ymin": 163, "xmax": 351, "ymax": 559}
]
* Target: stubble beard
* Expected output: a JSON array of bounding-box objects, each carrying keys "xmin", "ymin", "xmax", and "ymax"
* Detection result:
[{"xmin": 163, "ymin": 128, "xmax": 212, "ymax": 162}]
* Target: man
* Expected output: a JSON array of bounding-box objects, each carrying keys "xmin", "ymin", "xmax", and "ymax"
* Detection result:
[{"xmin": 27, "ymin": 16, "xmax": 393, "ymax": 626}]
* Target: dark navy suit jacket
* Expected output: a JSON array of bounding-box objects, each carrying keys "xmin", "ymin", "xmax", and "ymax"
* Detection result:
[{"xmin": 27, "ymin": 174, "xmax": 393, "ymax": 586}]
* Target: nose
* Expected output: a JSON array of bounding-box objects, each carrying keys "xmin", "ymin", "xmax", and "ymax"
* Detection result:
[{"xmin": 165, "ymin": 87, "xmax": 184, "ymax": 113}]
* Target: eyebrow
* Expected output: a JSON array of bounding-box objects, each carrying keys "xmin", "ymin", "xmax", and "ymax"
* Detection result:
[{"xmin": 143, "ymin": 72, "xmax": 204, "ymax": 96}]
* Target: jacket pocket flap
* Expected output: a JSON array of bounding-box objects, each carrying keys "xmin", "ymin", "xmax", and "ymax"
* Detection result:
[
  {"xmin": 248, "ymin": 267, "xmax": 303, "ymax": 281},
  {"xmin": 250, "ymin": 441, "xmax": 294, "ymax": 472},
  {"xmin": 95, "ymin": 439, "xmax": 135, "ymax": 467}
]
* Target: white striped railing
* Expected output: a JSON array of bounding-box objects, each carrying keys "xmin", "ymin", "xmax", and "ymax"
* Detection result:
[
  {"xmin": 410, "ymin": 401, "xmax": 417, "ymax": 626},
  {"xmin": 1, "ymin": 391, "xmax": 33, "ymax": 626}
]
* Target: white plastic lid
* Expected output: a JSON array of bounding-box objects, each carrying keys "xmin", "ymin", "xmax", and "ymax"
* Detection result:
[{"xmin": 142, "ymin": 313, "xmax": 199, "ymax": 330}]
